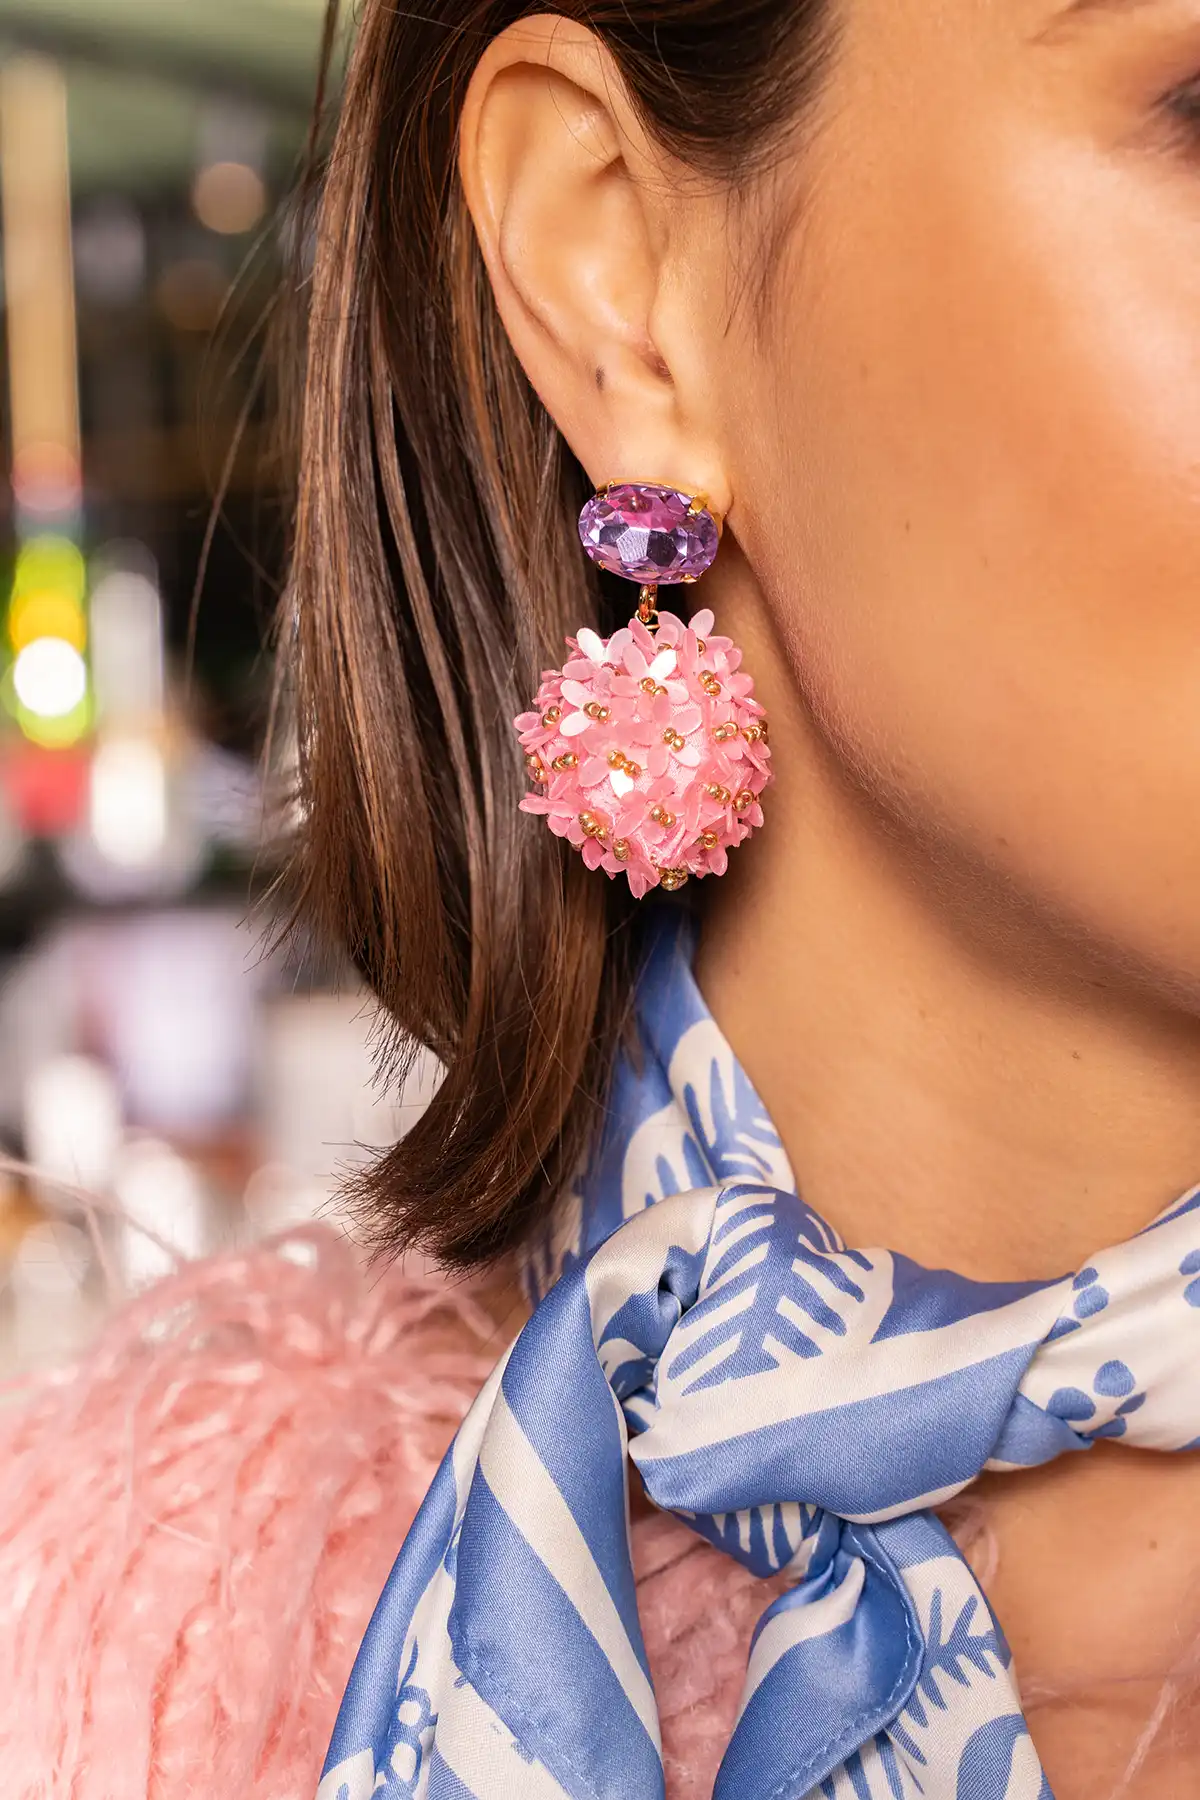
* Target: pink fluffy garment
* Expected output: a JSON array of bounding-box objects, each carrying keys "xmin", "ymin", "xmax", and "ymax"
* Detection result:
[{"xmin": 0, "ymin": 1225, "xmax": 779, "ymax": 1799}]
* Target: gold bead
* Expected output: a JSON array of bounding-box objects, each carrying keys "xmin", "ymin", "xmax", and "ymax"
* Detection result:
[
  {"xmin": 698, "ymin": 829, "xmax": 719, "ymax": 851},
  {"xmin": 705, "ymin": 783, "xmax": 732, "ymax": 805},
  {"xmin": 525, "ymin": 755, "xmax": 546, "ymax": 782},
  {"xmin": 696, "ymin": 638, "xmax": 706, "ymax": 654},
  {"xmin": 541, "ymin": 705, "xmax": 562, "ymax": 727},
  {"xmin": 734, "ymin": 788, "xmax": 756, "ymax": 811},
  {"xmin": 661, "ymin": 728, "xmax": 685, "ymax": 752},
  {"xmin": 743, "ymin": 723, "xmax": 766, "ymax": 744},
  {"xmin": 606, "ymin": 748, "xmax": 643, "ymax": 779},
  {"xmin": 712, "ymin": 722, "xmax": 739, "ymax": 743},
  {"xmin": 612, "ymin": 838, "xmax": 630, "ymax": 862},
  {"xmin": 579, "ymin": 810, "xmax": 608, "ymax": 841},
  {"xmin": 649, "ymin": 804, "xmax": 676, "ymax": 828},
  {"xmin": 658, "ymin": 867, "xmax": 688, "ymax": 892},
  {"xmin": 640, "ymin": 676, "xmax": 667, "ymax": 697},
  {"xmin": 700, "ymin": 672, "xmax": 721, "ymax": 697},
  {"xmin": 551, "ymin": 752, "xmax": 578, "ymax": 772},
  {"xmin": 584, "ymin": 700, "xmax": 611, "ymax": 722}
]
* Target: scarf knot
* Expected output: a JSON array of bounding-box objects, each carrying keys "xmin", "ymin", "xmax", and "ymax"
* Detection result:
[{"xmin": 321, "ymin": 1177, "xmax": 1200, "ymax": 1800}]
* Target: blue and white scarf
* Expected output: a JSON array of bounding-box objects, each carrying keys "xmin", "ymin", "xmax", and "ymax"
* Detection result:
[{"xmin": 320, "ymin": 908, "xmax": 1200, "ymax": 1800}]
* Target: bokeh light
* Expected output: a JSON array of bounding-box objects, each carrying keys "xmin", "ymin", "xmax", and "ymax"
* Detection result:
[
  {"xmin": 191, "ymin": 159, "xmax": 267, "ymax": 235},
  {"xmin": 89, "ymin": 737, "xmax": 168, "ymax": 870},
  {"xmin": 154, "ymin": 257, "xmax": 229, "ymax": 332},
  {"xmin": 13, "ymin": 638, "xmax": 88, "ymax": 719}
]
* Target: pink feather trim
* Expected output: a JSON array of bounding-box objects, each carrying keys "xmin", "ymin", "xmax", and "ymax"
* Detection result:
[{"xmin": 0, "ymin": 1226, "xmax": 774, "ymax": 1798}]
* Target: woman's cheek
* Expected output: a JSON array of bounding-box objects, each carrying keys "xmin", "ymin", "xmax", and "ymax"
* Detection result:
[{"xmin": 722, "ymin": 98, "xmax": 1200, "ymax": 990}]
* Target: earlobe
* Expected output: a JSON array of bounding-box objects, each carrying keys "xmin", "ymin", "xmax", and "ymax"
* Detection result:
[{"xmin": 456, "ymin": 15, "xmax": 727, "ymax": 508}]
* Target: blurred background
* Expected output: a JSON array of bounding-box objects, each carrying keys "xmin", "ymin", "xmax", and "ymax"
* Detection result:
[{"xmin": 0, "ymin": 1, "xmax": 423, "ymax": 1369}]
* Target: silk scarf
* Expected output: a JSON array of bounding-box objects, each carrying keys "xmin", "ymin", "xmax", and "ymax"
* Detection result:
[{"xmin": 320, "ymin": 907, "xmax": 1200, "ymax": 1800}]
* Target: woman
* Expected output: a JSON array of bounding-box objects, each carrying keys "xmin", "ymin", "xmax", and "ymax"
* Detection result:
[
  {"xmin": 304, "ymin": 0, "xmax": 1200, "ymax": 1790},
  {"xmin": 5, "ymin": 1, "xmax": 1200, "ymax": 1796}
]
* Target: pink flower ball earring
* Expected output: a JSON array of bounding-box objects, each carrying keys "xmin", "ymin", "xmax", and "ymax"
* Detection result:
[{"xmin": 512, "ymin": 480, "xmax": 771, "ymax": 899}]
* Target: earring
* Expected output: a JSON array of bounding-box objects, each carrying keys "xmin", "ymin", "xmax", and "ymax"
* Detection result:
[{"xmin": 513, "ymin": 480, "xmax": 771, "ymax": 899}]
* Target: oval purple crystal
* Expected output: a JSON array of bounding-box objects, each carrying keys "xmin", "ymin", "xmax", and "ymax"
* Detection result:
[{"xmin": 578, "ymin": 482, "xmax": 719, "ymax": 585}]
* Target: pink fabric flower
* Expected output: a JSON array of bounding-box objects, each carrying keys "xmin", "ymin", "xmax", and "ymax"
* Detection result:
[{"xmin": 513, "ymin": 605, "xmax": 772, "ymax": 896}]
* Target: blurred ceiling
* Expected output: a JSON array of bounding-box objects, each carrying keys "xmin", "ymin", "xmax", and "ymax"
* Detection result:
[{"xmin": 0, "ymin": 0, "xmax": 336, "ymax": 193}]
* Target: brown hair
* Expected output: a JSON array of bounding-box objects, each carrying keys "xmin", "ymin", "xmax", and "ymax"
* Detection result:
[{"xmin": 282, "ymin": 0, "xmax": 839, "ymax": 1270}]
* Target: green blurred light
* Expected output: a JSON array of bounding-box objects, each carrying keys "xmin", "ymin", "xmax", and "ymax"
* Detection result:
[
  {"xmin": 14, "ymin": 697, "xmax": 90, "ymax": 748},
  {"xmin": 12, "ymin": 535, "xmax": 86, "ymax": 604}
]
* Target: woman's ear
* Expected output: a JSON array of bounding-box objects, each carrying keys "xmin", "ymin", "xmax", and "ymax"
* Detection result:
[{"xmin": 457, "ymin": 14, "xmax": 730, "ymax": 510}]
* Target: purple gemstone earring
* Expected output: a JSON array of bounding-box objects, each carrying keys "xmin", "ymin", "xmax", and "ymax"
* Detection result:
[{"xmin": 512, "ymin": 480, "xmax": 771, "ymax": 898}]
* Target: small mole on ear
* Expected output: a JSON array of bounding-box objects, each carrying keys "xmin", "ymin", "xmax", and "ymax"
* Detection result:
[{"xmin": 595, "ymin": 365, "xmax": 605, "ymax": 392}]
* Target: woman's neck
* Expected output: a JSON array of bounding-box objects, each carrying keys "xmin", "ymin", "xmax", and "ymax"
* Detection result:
[{"xmin": 695, "ymin": 681, "xmax": 1200, "ymax": 1282}]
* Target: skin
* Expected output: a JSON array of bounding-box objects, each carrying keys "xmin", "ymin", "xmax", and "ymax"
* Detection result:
[{"xmin": 458, "ymin": 3, "xmax": 1200, "ymax": 1791}]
